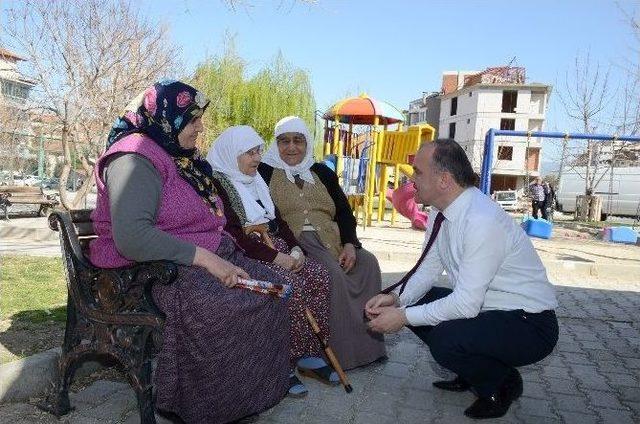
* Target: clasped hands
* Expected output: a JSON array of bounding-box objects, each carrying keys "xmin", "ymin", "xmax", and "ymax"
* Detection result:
[{"xmin": 364, "ymin": 293, "xmax": 408, "ymax": 334}]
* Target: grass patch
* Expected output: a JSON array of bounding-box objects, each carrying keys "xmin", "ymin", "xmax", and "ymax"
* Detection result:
[{"xmin": 1, "ymin": 255, "xmax": 67, "ymax": 322}]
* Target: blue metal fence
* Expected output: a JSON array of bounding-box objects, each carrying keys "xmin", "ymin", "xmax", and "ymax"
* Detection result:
[{"xmin": 480, "ymin": 129, "xmax": 640, "ymax": 194}]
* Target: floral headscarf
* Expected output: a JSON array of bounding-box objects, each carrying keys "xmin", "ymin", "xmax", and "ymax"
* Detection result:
[{"xmin": 106, "ymin": 80, "xmax": 222, "ymax": 215}]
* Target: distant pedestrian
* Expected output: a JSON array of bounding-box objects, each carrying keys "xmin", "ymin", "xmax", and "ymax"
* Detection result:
[
  {"xmin": 529, "ymin": 177, "xmax": 547, "ymax": 219},
  {"xmin": 543, "ymin": 182, "xmax": 556, "ymax": 220}
]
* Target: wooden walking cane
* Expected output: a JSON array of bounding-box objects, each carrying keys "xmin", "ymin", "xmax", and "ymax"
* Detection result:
[{"xmin": 304, "ymin": 307, "xmax": 353, "ymax": 393}]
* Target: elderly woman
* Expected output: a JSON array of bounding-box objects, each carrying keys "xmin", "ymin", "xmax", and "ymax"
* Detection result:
[
  {"xmin": 258, "ymin": 116, "xmax": 387, "ymax": 370},
  {"xmin": 89, "ymin": 80, "xmax": 289, "ymax": 423},
  {"xmin": 206, "ymin": 125, "xmax": 337, "ymax": 396}
]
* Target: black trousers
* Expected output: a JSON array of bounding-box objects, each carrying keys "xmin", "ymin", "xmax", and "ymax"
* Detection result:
[
  {"xmin": 532, "ymin": 200, "xmax": 547, "ymax": 220},
  {"xmin": 407, "ymin": 287, "xmax": 558, "ymax": 397}
]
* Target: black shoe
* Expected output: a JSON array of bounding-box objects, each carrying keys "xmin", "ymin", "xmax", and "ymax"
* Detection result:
[
  {"xmin": 502, "ymin": 368, "xmax": 523, "ymax": 402},
  {"xmin": 463, "ymin": 369, "xmax": 522, "ymax": 419},
  {"xmin": 464, "ymin": 394, "xmax": 510, "ymax": 419},
  {"xmin": 432, "ymin": 376, "xmax": 470, "ymax": 392}
]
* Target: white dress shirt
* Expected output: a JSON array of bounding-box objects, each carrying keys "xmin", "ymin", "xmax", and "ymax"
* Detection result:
[{"xmin": 397, "ymin": 187, "xmax": 557, "ymax": 327}]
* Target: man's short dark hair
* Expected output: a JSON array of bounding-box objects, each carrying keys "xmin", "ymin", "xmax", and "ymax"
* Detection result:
[{"xmin": 423, "ymin": 138, "xmax": 476, "ymax": 188}]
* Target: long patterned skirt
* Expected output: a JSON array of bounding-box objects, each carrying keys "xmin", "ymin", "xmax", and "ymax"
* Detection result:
[
  {"xmin": 298, "ymin": 231, "xmax": 387, "ymax": 370},
  {"xmin": 152, "ymin": 236, "xmax": 290, "ymax": 424},
  {"xmin": 253, "ymin": 234, "xmax": 331, "ymax": 365}
]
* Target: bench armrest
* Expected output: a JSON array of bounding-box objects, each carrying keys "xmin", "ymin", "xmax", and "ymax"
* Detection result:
[{"xmin": 49, "ymin": 209, "xmax": 178, "ymax": 328}]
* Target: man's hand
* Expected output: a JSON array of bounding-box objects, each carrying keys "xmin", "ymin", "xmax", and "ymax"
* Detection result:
[
  {"xmin": 338, "ymin": 243, "xmax": 357, "ymax": 273},
  {"xmin": 367, "ymin": 306, "xmax": 408, "ymax": 334},
  {"xmin": 364, "ymin": 293, "xmax": 398, "ymax": 320}
]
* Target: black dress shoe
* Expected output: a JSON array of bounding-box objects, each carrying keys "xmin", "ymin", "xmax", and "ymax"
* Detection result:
[
  {"xmin": 432, "ymin": 376, "xmax": 470, "ymax": 392},
  {"xmin": 503, "ymin": 368, "xmax": 523, "ymax": 401},
  {"xmin": 464, "ymin": 369, "xmax": 522, "ymax": 419},
  {"xmin": 464, "ymin": 394, "xmax": 509, "ymax": 419}
]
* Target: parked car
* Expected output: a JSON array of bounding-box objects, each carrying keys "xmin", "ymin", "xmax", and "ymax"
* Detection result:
[
  {"xmin": 37, "ymin": 177, "xmax": 60, "ymax": 190},
  {"xmin": 23, "ymin": 175, "xmax": 43, "ymax": 186},
  {"xmin": 493, "ymin": 190, "xmax": 519, "ymax": 211}
]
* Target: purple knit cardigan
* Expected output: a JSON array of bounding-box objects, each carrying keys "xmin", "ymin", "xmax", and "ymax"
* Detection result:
[{"xmin": 89, "ymin": 133, "xmax": 226, "ymax": 268}]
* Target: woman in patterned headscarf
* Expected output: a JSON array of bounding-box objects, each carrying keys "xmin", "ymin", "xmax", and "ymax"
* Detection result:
[{"xmin": 90, "ymin": 80, "xmax": 290, "ymax": 424}]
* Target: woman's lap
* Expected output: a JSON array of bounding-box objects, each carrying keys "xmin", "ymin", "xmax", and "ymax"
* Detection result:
[{"xmin": 151, "ymin": 237, "xmax": 290, "ymax": 423}]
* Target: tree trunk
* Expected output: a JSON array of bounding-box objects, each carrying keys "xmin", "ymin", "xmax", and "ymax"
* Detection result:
[
  {"xmin": 70, "ymin": 170, "xmax": 95, "ymax": 209},
  {"xmin": 58, "ymin": 124, "xmax": 73, "ymax": 210},
  {"xmin": 575, "ymin": 194, "xmax": 603, "ymax": 222}
]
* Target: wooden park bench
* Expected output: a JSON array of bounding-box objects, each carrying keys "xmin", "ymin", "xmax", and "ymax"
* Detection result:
[
  {"xmin": 0, "ymin": 185, "xmax": 59, "ymax": 219},
  {"xmin": 40, "ymin": 209, "xmax": 177, "ymax": 424}
]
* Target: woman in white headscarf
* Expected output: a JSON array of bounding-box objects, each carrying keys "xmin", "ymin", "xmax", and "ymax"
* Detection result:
[
  {"xmin": 259, "ymin": 116, "xmax": 387, "ymax": 370},
  {"xmin": 207, "ymin": 125, "xmax": 337, "ymax": 397}
]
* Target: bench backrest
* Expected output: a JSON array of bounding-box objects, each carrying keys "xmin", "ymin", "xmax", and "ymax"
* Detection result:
[
  {"xmin": 0, "ymin": 185, "xmax": 57, "ymax": 204},
  {"xmin": 48, "ymin": 209, "xmax": 97, "ymax": 287},
  {"xmin": 0, "ymin": 185, "xmax": 43, "ymax": 195}
]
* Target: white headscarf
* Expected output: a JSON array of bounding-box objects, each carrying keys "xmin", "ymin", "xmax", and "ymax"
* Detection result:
[
  {"xmin": 206, "ymin": 125, "xmax": 276, "ymax": 226},
  {"xmin": 262, "ymin": 116, "xmax": 316, "ymax": 184}
]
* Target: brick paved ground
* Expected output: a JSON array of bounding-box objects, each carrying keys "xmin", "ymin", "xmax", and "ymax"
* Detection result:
[
  {"xmin": 1, "ymin": 216, "xmax": 639, "ymax": 423},
  {"xmin": 1, "ymin": 280, "xmax": 638, "ymax": 424}
]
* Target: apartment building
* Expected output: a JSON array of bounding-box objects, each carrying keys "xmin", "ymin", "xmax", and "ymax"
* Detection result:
[{"xmin": 438, "ymin": 67, "xmax": 552, "ymax": 193}]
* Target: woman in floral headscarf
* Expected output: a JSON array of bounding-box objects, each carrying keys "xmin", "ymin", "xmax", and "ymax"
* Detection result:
[{"xmin": 90, "ymin": 80, "xmax": 290, "ymax": 424}]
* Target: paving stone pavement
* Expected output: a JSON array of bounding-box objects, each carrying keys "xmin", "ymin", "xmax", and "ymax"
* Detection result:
[
  {"xmin": 2, "ymin": 215, "xmax": 640, "ymax": 423},
  {"xmin": 1, "ymin": 280, "xmax": 639, "ymax": 423}
]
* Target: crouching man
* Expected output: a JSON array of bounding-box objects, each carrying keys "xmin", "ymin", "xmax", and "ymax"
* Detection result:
[{"xmin": 365, "ymin": 139, "xmax": 558, "ymax": 419}]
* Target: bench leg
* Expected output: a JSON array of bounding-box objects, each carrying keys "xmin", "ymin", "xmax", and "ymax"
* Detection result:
[
  {"xmin": 128, "ymin": 355, "xmax": 157, "ymax": 424},
  {"xmin": 38, "ymin": 301, "xmax": 83, "ymax": 417},
  {"xmin": 38, "ymin": 204, "xmax": 49, "ymax": 217},
  {"xmin": 38, "ymin": 349, "xmax": 83, "ymax": 416}
]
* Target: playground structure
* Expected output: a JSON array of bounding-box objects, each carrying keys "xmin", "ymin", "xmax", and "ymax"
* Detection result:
[
  {"xmin": 480, "ymin": 129, "xmax": 640, "ymax": 222},
  {"xmin": 322, "ymin": 94, "xmax": 435, "ymax": 227}
]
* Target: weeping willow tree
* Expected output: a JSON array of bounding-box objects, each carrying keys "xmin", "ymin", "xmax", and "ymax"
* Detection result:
[{"xmin": 192, "ymin": 45, "xmax": 316, "ymax": 150}]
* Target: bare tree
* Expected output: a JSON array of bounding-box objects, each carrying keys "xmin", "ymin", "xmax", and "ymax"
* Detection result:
[
  {"xmin": 557, "ymin": 51, "xmax": 614, "ymax": 195},
  {"xmin": 3, "ymin": 0, "xmax": 180, "ymax": 209}
]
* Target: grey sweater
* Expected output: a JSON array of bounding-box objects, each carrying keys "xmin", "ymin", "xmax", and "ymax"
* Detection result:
[{"xmin": 104, "ymin": 153, "xmax": 196, "ymax": 265}]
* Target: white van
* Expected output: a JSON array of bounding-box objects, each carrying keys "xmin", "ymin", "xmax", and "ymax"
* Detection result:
[
  {"xmin": 557, "ymin": 166, "xmax": 640, "ymax": 218},
  {"xmin": 493, "ymin": 190, "xmax": 519, "ymax": 211}
]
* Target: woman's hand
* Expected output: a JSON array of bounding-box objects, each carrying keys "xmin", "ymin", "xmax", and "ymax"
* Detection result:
[
  {"xmin": 338, "ymin": 243, "xmax": 357, "ymax": 273},
  {"xmin": 274, "ymin": 252, "xmax": 296, "ymax": 271},
  {"xmin": 364, "ymin": 293, "xmax": 399, "ymax": 321},
  {"xmin": 290, "ymin": 247, "xmax": 305, "ymax": 273},
  {"xmin": 193, "ymin": 246, "xmax": 249, "ymax": 288}
]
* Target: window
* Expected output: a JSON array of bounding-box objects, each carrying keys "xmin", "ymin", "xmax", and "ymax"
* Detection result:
[
  {"xmin": 467, "ymin": 118, "xmax": 471, "ymax": 124},
  {"xmin": 0, "ymin": 80, "xmax": 29, "ymax": 101},
  {"xmin": 501, "ymin": 90, "xmax": 518, "ymax": 113},
  {"xmin": 497, "ymin": 146, "xmax": 513, "ymax": 160},
  {"xmin": 469, "ymin": 92, "xmax": 473, "ymax": 97},
  {"xmin": 450, "ymin": 97, "xmax": 458, "ymax": 116},
  {"xmin": 500, "ymin": 118, "xmax": 515, "ymax": 130},
  {"xmin": 449, "ymin": 122, "xmax": 456, "ymax": 139}
]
